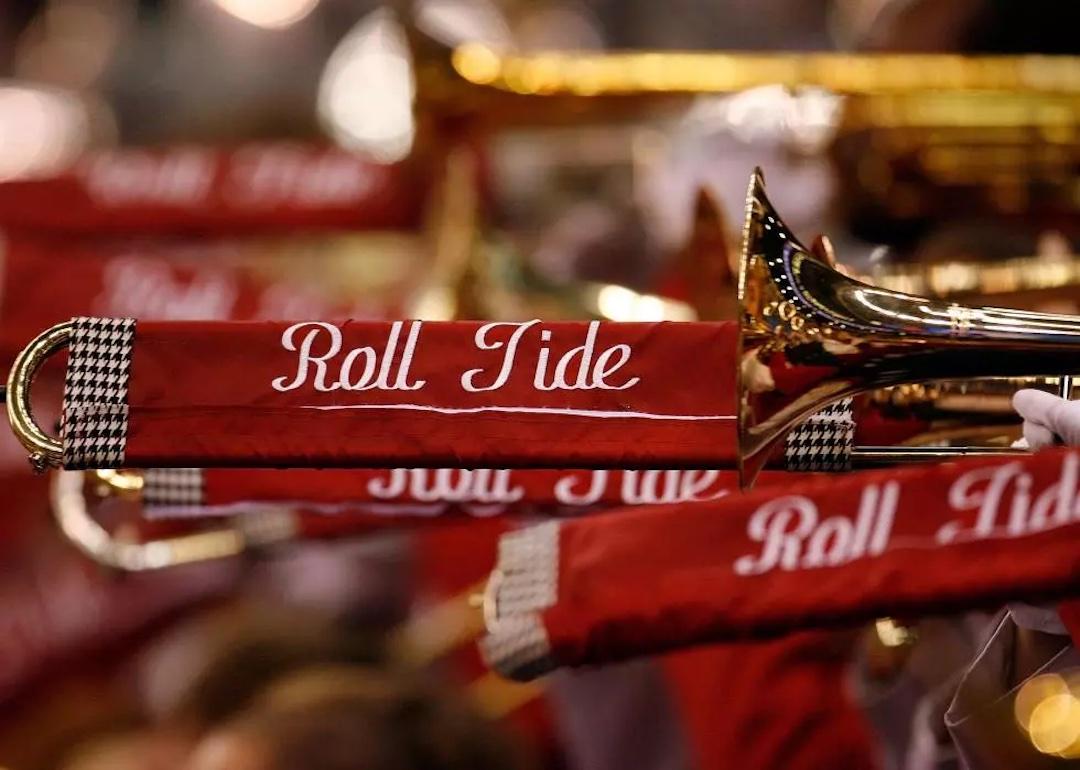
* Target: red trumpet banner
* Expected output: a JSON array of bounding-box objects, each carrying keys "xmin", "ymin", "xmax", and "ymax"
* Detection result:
[
  {"xmin": 0, "ymin": 144, "xmax": 421, "ymax": 235},
  {"xmin": 0, "ymin": 235, "xmax": 395, "ymax": 367},
  {"xmin": 122, "ymin": 319, "xmax": 740, "ymax": 469},
  {"xmin": 486, "ymin": 448, "xmax": 1080, "ymax": 676}
]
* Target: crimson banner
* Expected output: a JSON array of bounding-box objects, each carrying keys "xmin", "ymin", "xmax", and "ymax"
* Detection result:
[
  {"xmin": 480, "ymin": 447, "xmax": 1080, "ymax": 679},
  {"xmin": 0, "ymin": 144, "xmax": 421, "ymax": 234},
  {"xmin": 0, "ymin": 235, "xmax": 390, "ymax": 367},
  {"xmin": 59, "ymin": 318, "xmax": 740, "ymax": 470}
]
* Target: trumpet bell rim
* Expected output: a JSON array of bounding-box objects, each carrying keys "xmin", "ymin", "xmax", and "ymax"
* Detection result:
[
  {"xmin": 734, "ymin": 169, "xmax": 758, "ymax": 488},
  {"xmin": 735, "ymin": 167, "xmax": 819, "ymax": 487}
]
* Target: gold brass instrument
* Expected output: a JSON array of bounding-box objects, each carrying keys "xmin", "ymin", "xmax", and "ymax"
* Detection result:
[
  {"xmin": 408, "ymin": 31, "xmax": 1080, "ymax": 302},
  {"xmin": 737, "ymin": 167, "xmax": 1078, "ymax": 484},
  {"xmin": 7, "ymin": 168, "xmax": 1079, "ymax": 487},
  {"xmin": 867, "ymin": 256, "xmax": 1080, "ymax": 307},
  {"xmin": 49, "ymin": 470, "xmax": 296, "ymax": 571},
  {"xmin": 862, "ymin": 378, "xmax": 1061, "ymax": 448},
  {"xmin": 419, "ymin": 36, "xmax": 1080, "ymax": 113}
]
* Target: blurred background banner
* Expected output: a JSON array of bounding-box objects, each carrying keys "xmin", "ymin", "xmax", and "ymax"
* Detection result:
[{"xmin": 0, "ymin": 1, "xmax": 1077, "ymax": 770}]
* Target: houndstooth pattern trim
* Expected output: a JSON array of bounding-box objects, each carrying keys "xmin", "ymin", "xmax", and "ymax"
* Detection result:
[
  {"xmin": 479, "ymin": 614, "xmax": 556, "ymax": 681},
  {"xmin": 143, "ymin": 468, "xmax": 205, "ymax": 508},
  {"xmin": 476, "ymin": 521, "xmax": 561, "ymax": 681},
  {"xmin": 492, "ymin": 521, "xmax": 560, "ymax": 618},
  {"xmin": 62, "ymin": 317, "xmax": 136, "ymax": 470},
  {"xmin": 785, "ymin": 397, "xmax": 854, "ymax": 472}
]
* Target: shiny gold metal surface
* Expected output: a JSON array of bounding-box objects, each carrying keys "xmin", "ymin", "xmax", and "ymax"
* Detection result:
[
  {"xmin": 92, "ymin": 468, "xmax": 145, "ymax": 498},
  {"xmin": 5, "ymin": 321, "xmax": 71, "ymax": 472},
  {"xmin": 448, "ymin": 45, "xmax": 1080, "ymax": 97},
  {"xmin": 862, "ymin": 377, "xmax": 1064, "ymax": 448},
  {"xmin": 868, "ymin": 256, "xmax": 1080, "ymax": 302},
  {"xmin": 408, "ymin": 28, "xmax": 1080, "ymax": 131},
  {"xmin": 737, "ymin": 167, "xmax": 1080, "ymax": 485},
  {"xmin": 51, "ymin": 470, "xmax": 295, "ymax": 571}
]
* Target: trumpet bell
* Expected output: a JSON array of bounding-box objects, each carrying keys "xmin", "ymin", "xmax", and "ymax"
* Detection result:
[{"xmin": 736, "ymin": 168, "xmax": 1080, "ymax": 486}]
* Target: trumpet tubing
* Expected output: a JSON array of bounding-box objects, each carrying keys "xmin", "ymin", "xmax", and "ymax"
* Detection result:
[{"xmin": 737, "ymin": 168, "xmax": 1080, "ymax": 484}]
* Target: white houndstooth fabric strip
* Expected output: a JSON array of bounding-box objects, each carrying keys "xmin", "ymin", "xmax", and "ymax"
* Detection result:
[
  {"xmin": 477, "ymin": 521, "xmax": 562, "ymax": 681},
  {"xmin": 143, "ymin": 468, "xmax": 205, "ymax": 509},
  {"xmin": 479, "ymin": 614, "xmax": 556, "ymax": 681},
  {"xmin": 784, "ymin": 397, "xmax": 855, "ymax": 472},
  {"xmin": 492, "ymin": 521, "xmax": 561, "ymax": 618},
  {"xmin": 62, "ymin": 317, "xmax": 136, "ymax": 470}
]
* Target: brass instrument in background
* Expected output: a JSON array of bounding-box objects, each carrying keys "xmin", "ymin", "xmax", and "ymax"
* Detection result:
[
  {"xmin": 414, "ymin": 26, "xmax": 1080, "ymax": 211},
  {"xmin": 412, "ymin": 28, "xmax": 1079, "ymax": 117},
  {"xmin": 411, "ymin": 24, "xmax": 1079, "ymax": 267},
  {"xmin": 867, "ymin": 254, "xmax": 1080, "ymax": 309},
  {"xmin": 50, "ymin": 469, "xmax": 294, "ymax": 571}
]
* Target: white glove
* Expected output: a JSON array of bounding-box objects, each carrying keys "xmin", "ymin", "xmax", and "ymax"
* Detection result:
[{"xmin": 1012, "ymin": 389, "xmax": 1080, "ymax": 449}]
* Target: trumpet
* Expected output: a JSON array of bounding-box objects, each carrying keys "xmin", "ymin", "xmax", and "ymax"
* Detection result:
[
  {"xmin": 49, "ymin": 469, "xmax": 296, "ymax": 571},
  {"xmin": 6, "ymin": 169, "xmax": 1079, "ymax": 482},
  {"xmin": 737, "ymin": 168, "xmax": 1079, "ymax": 483}
]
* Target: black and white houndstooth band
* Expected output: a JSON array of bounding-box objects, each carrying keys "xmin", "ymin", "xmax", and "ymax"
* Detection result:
[
  {"xmin": 478, "ymin": 521, "xmax": 561, "ymax": 680},
  {"xmin": 62, "ymin": 317, "xmax": 136, "ymax": 470},
  {"xmin": 143, "ymin": 468, "xmax": 205, "ymax": 511},
  {"xmin": 784, "ymin": 397, "xmax": 855, "ymax": 472}
]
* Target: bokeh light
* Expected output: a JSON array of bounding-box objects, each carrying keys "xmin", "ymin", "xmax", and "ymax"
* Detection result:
[
  {"xmin": 209, "ymin": 0, "xmax": 319, "ymax": 30},
  {"xmin": 317, "ymin": 10, "xmax": 415, "ymax": 163},
  {"xmin": 1015, "ymin": 670, "xmax": 1080, "ymax": 759},
  {"xmin": 874, "ymin": 617, "xmax": 917, "ymax": 648},
  {"xmin": 0, "ymin": 83, "xmax": 90, "ymax": 181},
  {"xmin": 416, "ymin": 0, "xmax": 512, "ymax": 47},
  {"xmin": 594, "ymin": 284, "xmax": 695, "ymax": 322}
]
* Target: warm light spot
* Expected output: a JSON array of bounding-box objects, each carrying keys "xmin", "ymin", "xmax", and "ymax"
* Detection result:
[
  {"xmin": 408, "ymin": 286, "xmax": 456, "ymax": 321},
  {"xmin": 1015, "ymin": 673, "xmax": 1069, "ymax": 732},
  {"xmin": 1028, "ymin": 693, "xmax": 1080, "ymax": 756},
  {"xmin": 317, "ymin": 10, "xmax": 415, "ymax": 163},
  {"xmin": 210, "ymin": 0, "xmax": 319, "ymax": 28},
  {"xmin": 595, "ymin": 285, "xmax": 695, "ymax": 322},
  {"xmin": 0, "ymin": 83, "xmax": 89, "ymax": 181},
  {"xmin": 453, "ymin": 43, "xmax": 502, "ymax": 85},
  {"xmin": 874, "ymin": 618, "xmax": 916, "ymax": 648}
]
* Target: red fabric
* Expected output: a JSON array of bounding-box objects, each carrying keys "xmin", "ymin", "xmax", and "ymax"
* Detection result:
[
  {"xmin": 660, "ymin": 634, "xmax": 881, "ymax": 770},
  {"xmin": 525, "ymin": 447, "xmax": 1080, "ymax": 669},
  {"xmin": 120, "ymin": 320, "xmax": 740, "ymax": 469},
  {"xmin": 0, "ymin": 144, "xmax": 420, "ymax": 235},
  {"xmin": 0, "ymin": 507, "xmax": 238, "ymax": 701},
  {"xmin": 0, "ymin": 234, "xmax": 391, "ymax": 366},
  {"xmin": 162, "ymin": 470, "xmax": 787, "ymax": 541},
  {"xmin": 199, "ymin": 468, "xmax": 769, "ymax": 511},
  {"xmin": 413, "ymin": 521, "xmax": 565, "ymax": 764}
]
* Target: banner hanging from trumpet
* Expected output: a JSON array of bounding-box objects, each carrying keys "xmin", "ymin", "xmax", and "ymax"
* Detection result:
[
  {"xmin": 42, "ymin": 316, "xmax": 742, "ymax": 471},
  {"xmin": 480, "ymin": 447, "xmax": 1080, "ymax": 681},
  {"xmin": 9, "ymin": 169, "xmax": 1079, "ymax": 484},
  {"xmin": 137, "ymin": 467, "xmax": 743, "ymax": 517}
]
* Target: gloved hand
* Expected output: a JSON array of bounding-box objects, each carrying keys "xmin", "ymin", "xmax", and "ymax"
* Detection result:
[{"xmin": 1012, "ymin": 389, "xmax": 1080, "ymax": 449}]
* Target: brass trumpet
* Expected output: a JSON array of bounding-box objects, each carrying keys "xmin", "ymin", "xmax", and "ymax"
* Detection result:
[
  {"xmin": 6, "ymin": 170, "xmax": 1079, "ymax": 484},
  {"xmin": 49, "ymin": 469, "xmax": 297, "ymax": 571},
  {"xmin": 737, "ymin": 168, "xmax": 1078, "ymax": 484}
]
